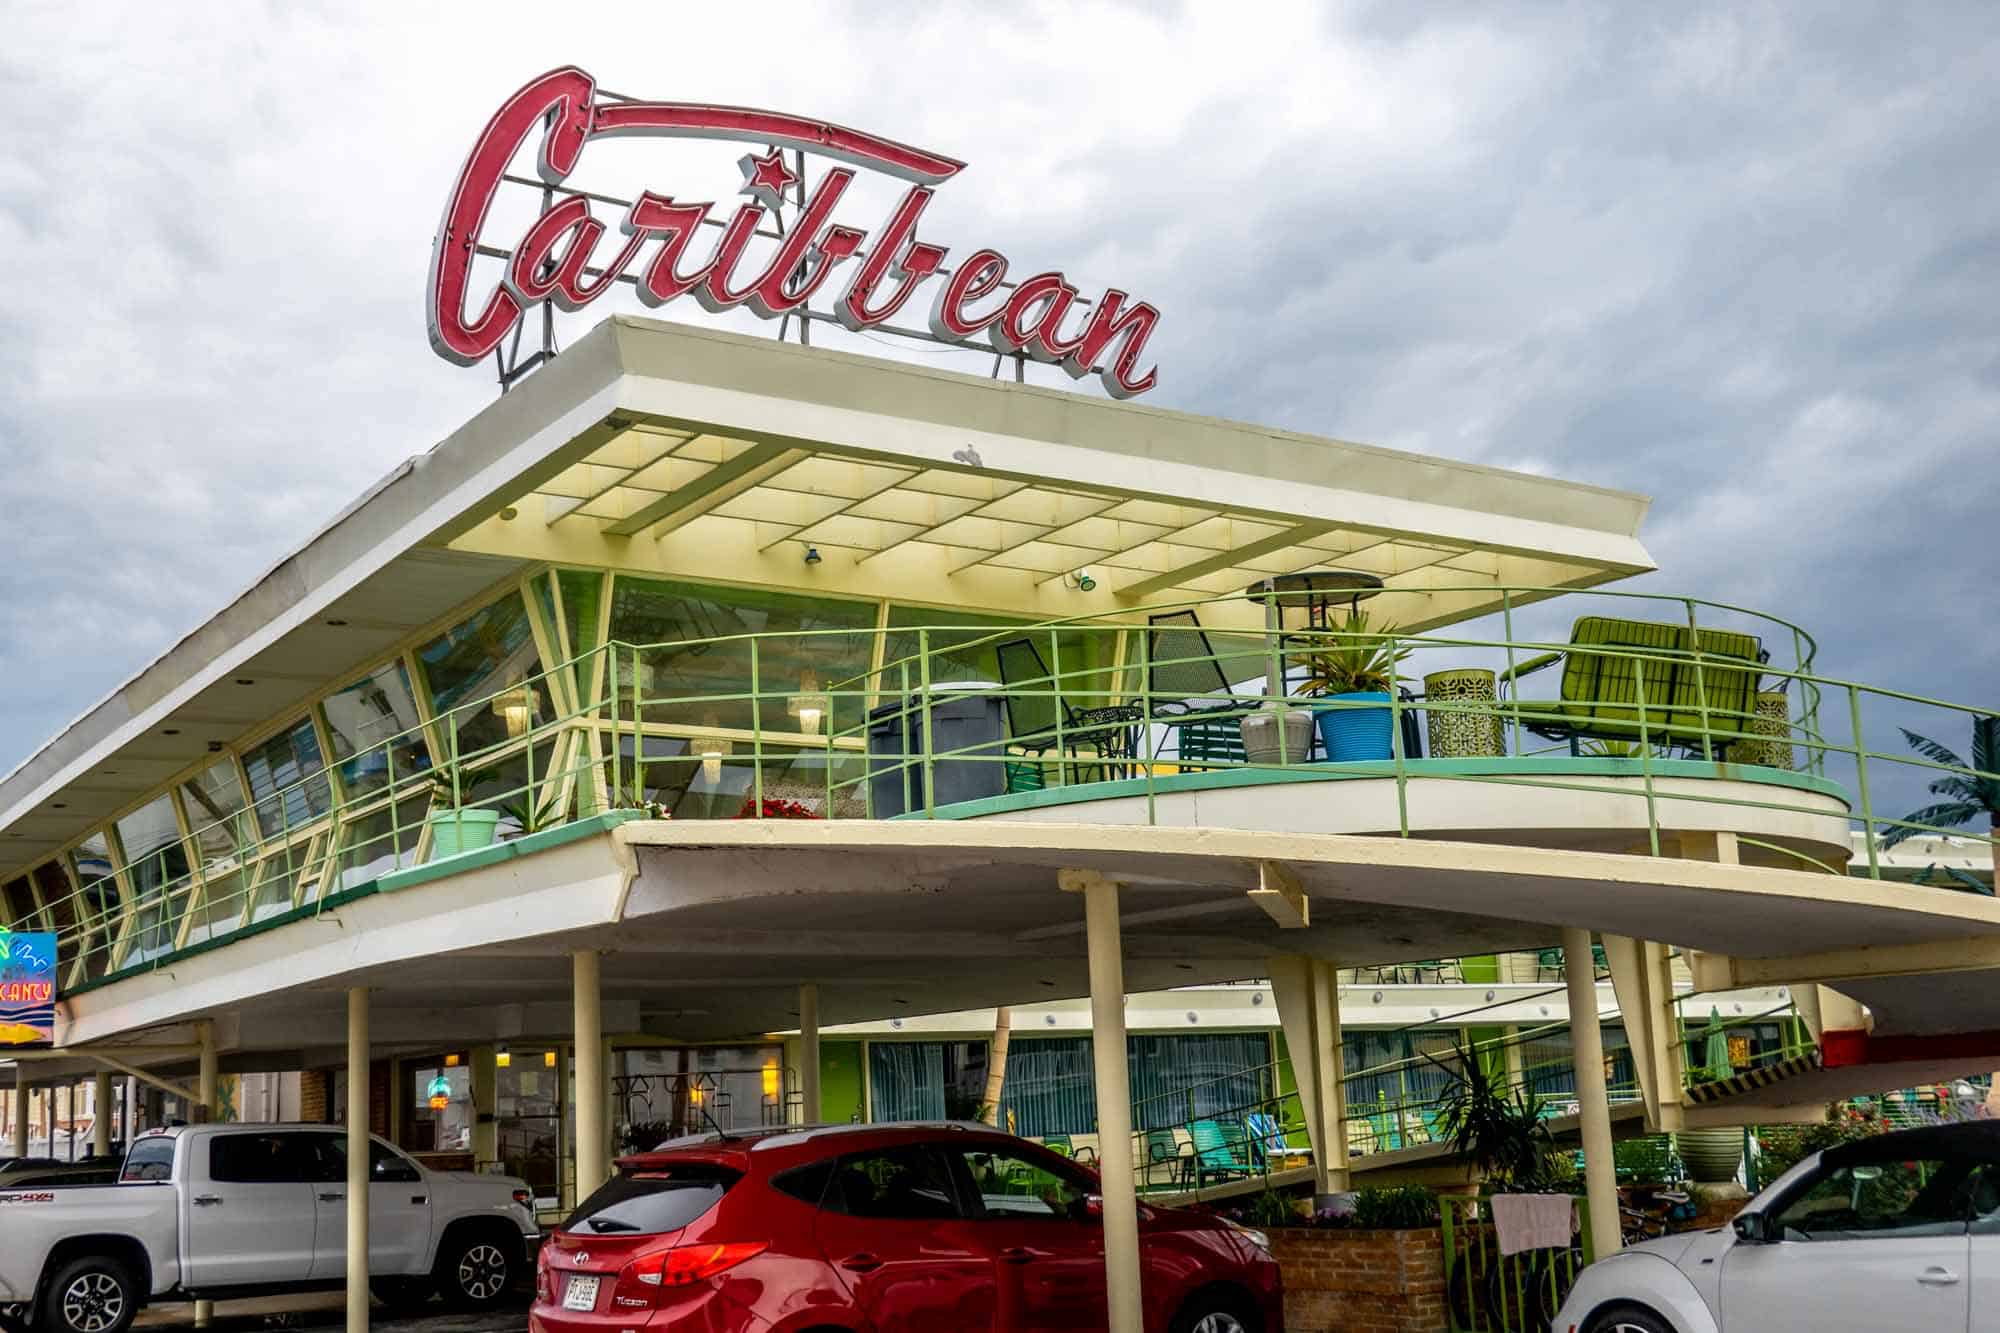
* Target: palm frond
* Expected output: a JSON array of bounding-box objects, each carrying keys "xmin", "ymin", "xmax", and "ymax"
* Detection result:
[
  {"xmin": 1926, "ymin": 776, "xmax": 1986, "ymax": 803},
  {"xmin": 1880, "ymin": 802, "xmax": 1984, "ymax": 847},
  {"xmin": 1901, "ymin": 729, "xmax": 1969, "ymax": 772},
  {"xmin": 1945, "ymin": 866, "xmax": 1996, "ymax": 896}
]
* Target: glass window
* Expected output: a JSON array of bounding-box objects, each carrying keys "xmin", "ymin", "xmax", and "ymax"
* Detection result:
[
  {"xmin": 403, "ymin": 1061, "xmax": 473, "ymax": 1154},
  {"xmin": 866, "ymin": 1042, "xmax": 991, "ymax": 1124},
  {"xmin": 321, "ymin": 662, "xmax": 432, "ymax": 800},
  {"xmin": 333, "ymin": 792, "xmax": 430, "ymax": 890},
  {"xmin": 314, "ymin": 1135, "xmax": 423, "ymax": 1183},
  {"xmin": 1774, "ymin": 1158, "xmax": 1976, "ymax": 1240},
  {"xmin": 882, "ymin": 609, "xmax": 1116, "ymax": 711},
  {"xmin": 559, "ymin": 570, "xmax": 604, "ymax": 682},
  {"xmin": 566, "ymin": 1164, "xmax": 741, "ymax": 1236},
  {"xmin": 243, "ymin": 834, "xmax": 324, "ymax": 922},
  {"xmin": 209, "ymin": 1131, "xmax": 321, "ymax": 1184},
  {"xmin": 497, "ymin": 1049, "xmax": 562, "ymax": 1206},
  {"xmin": 115, "ymin": 794, "xmax": 192, "ymax": 964},
  {"xmin": 69, "ymin": 834, "xmax": 121, "ymax": 980},
  {"xmin": 1, "ymin": 875, "xmax": 32, "ymax": 929},
  {"xmin": 771, "ymin": 1160, "xmax": 835, "ymax": 1207},
  {"xmin": 610, "ymin": 740, "xmax": 866, "ymax": 821},
  {"xmin": 416, "ymin": 593, "xmax": 551, "ymax": 760},
  {"xmin": 823, "ymin": 1146, "xmax": 962, "ymax": 1220},
  {"xmin": 242, "ymin": 718, "xmax": 334, "ymax": 840},
  {"xmin": 608, "ymin": 578, "xmax": 876, "ymax": 733},
  {"xmin": 121, "ymin": 1136, "xmax": 175, "ymax": 1182},
  {"xmin": 179, "ymin": 760, "xmax": 254, "ymax": 942},
  {"xmin": 957, "ymin": 1145, "xmax": 1091, "ymax": 1221},
  {"xmin": 616, "ymin": 1045, "xmax": 786, "ymax": 1147}
]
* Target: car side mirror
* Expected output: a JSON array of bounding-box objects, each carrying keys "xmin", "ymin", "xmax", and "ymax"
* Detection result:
[{"xmin": 1732, "ymin": 1213, "xmax": 1771, "ymax": 1245}]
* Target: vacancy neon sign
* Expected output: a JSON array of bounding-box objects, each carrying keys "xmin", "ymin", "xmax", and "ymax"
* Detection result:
[{"xmin": 428, "ymin": 67, "xmax": 1161, "ymax": 397}]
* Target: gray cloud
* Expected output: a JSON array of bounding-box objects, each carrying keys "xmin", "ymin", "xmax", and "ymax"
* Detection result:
[{"xmin": 0, "ymin": 0, "xmax": 1992, "ymax": 829}]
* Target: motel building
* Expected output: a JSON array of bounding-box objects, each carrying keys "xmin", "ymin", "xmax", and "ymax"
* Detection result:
[{"xmin": 4, "ymin": 68, "xmax": 2000, "ymax": 1331}]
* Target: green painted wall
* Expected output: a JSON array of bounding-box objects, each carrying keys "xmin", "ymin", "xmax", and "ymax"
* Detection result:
[
  {"xmin": 819, "ymin": 1040, "xmax": 864, "ymax": 1124},
  {"xmin": 1459, "ymin": 954, "xmax": 1501, "ymax": 984}
]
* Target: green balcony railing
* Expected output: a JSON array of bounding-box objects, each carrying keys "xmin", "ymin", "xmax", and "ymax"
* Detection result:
[{"xmin": 20, "ymin": 584, "xmax": 1996, "ymax": 992}]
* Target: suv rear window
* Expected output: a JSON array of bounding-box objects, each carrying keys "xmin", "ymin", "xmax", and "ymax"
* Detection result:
[
  {"xmin": 121, "ymin": 1138, "xmax": 175, "ymax": 1183},
  {"xmin": 565, "ymin": 1163, "xmax": 740, "ymax": 1236}
]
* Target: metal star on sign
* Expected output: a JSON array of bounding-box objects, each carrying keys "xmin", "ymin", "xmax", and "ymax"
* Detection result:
[{"xmin": 739, "ymin": 147, "xmax": 799, "ymax": 213}]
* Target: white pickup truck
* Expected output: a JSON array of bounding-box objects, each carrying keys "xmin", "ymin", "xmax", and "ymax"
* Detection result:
[{"xmin": 0, "ymin": 1123, "xmax": 540, "ymax": 1333}]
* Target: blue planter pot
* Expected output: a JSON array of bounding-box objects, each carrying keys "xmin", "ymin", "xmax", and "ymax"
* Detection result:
[{"xmin": 1315, "ymin": 692, "xmax": 1394, "ymax": 761}]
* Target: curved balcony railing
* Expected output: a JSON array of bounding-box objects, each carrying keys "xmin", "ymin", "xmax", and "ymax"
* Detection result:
[{"xmin": 23, "ymin": 585, "xmax": 1995, "ymax": 993}]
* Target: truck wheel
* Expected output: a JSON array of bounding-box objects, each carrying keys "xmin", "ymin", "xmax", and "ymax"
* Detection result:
[
  {"xmin": 434, "ymin": 1230, "xmax": 515, "ymax": 1310},
  {"xmin": 38, "ymin": 1256, "xmax": 139, "ymax": 1333}
]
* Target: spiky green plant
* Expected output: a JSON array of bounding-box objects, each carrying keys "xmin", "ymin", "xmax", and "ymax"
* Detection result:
[{"xmin": 1883, "ymin": 719, "xmax": 1998, "ymax": 895}]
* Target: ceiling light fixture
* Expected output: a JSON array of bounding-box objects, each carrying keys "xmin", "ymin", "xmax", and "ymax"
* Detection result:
[{"xmin": 803, "ymin": 545, "xmax": 822, "ymax": 566}]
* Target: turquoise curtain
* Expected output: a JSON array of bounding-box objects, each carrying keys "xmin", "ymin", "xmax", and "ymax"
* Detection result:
[{"xmin": 996, "ymin": 1034, "xmax": 1275, "ymax": 1138}]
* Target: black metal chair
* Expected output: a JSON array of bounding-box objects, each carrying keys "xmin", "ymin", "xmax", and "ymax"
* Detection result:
[{"xmin": 994, "ymin": 637, "xmax": 1141, "ymax": 782}]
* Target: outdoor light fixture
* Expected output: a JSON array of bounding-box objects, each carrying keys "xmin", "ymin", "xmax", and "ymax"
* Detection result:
[
  {"xmin": 803, "ymin": 544, "xmax": 822, "ymax": 566},
  {"xmin": 1063, "ymin": 569, "xmax": 1097, "ymax": 592},
  {"xmin": 496, "ymin": 1048, "xmax": 511, "ymax": 1069},
  {"xmin": 761, "ymin": 1062, "xmax": 780, "ymax": 1100},
  {"xmin": 543, "ymin": 1051, "xmax": 557, "ymax": 1068},
  {"xmin": 700, "ymin": 739, "xmax": 733, "ymax": 785},
  {"xmin": 492, "ymin": 685, "xmax": 539, "ymax": 738}
]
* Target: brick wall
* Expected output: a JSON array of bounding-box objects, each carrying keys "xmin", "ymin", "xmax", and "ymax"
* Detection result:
[
  {"xmin": 1267, "ymin": 1227, "xmax": 1448, "ymax": 1333},
  {"xmin": 299, "ymin": 1070, "xmax": 330, "ymax": 1124}
]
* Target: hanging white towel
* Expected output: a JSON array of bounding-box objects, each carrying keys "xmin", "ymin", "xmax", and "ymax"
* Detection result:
[{"xmin": 1491, "ymin": 1193, "xmax": 1576, "ymax": 1256}]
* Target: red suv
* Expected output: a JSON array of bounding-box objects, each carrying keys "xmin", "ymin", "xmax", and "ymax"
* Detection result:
[{"xmin": 530, "ymin": 1121, "xmax": 1282, "ymax": 1332}]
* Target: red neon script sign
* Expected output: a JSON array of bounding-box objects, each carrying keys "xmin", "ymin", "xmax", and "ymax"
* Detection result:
[{"xmin": 429, "ymin": 68, "xmax": 1161, "ymax": 398}]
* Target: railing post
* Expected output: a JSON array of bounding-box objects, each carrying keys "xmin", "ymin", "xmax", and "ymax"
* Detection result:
[
  {"xmin": 1050, "ymin": 629, "xmax": 1068, "ymax": 787},
  {"xmin": 608, "ymin": 648, "xmax": 623, "ymax": 806},
  {"xmin": 919, "ymin": 631, "xmax": 936, "ymax": 819},
  {"xmin": 1140, "ymin": 627, "xmax": 1157, "ymax": 824},
  {"xmin": 1684, "ymin": 599, "xmax": 1716, "ymax": 762},
  {"xmin": 1633, "ymin": 657, "xmax": 1661, "ymax": 857},
  {"xmin": 1849, "ymin": 685, "xmax": 1881, "ymax": 878},
  {"xmin": 630, "ymin": 646, "xmax": 645, "ymax": 800},
  {"xmin": 750, "ymin": 637, "xmax": 766, "ymax": 817},
  {"xmin": 1501, "ymin": 590, "xmax": 1525, "ymax": 757},
  {"xmin": 1389, "ymin": 634, "xmax": 1409, "ymax": 837}
]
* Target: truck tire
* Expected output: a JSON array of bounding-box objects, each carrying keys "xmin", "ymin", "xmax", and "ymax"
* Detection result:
[
  {"xmin": 37, "ymin": 1255, "xmax": 139, "ymax": 1333},
  {"xmin": 433, "ymin": 1228, "xmax": 516, "ymax": 1311}
]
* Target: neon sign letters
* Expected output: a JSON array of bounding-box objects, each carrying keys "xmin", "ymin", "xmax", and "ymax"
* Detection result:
[{"xmin": 428, "ymin": 67, "xmax": 1162, "ymax": 397}]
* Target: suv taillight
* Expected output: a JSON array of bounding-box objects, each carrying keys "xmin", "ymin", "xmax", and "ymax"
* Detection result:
[
  {"xmin": 615, "ymin": 1242, "xmax": 768, "ymax": 1304},
  {"xmin": 534, "ymin": 1243, "xmax": 552, "ymax": 1302}
]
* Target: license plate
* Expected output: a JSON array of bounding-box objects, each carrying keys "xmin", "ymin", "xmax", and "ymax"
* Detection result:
[{"xmin": 562, "ymin": 1275, "xmax": 600, "ymax": 1311}]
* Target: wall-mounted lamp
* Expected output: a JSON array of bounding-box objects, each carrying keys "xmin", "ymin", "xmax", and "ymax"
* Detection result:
[
  {"xmin": 495, "ymin": 1046, "xmax": 512, "ymax": 1069},
  {"xmin": 787, "ymin": 671, "xmax": 829, "ymax": 736},
  {"xmin": 1064, "ymin": 569, "xmax": 1097, "ymax": 592},
  {"xmin": 803, "ymin": 544, "xmax": 822, "ymax": 566},
  {"xmin": 491, "ymin": 685, "xmax": 539, "ymax": 738},
  {"xmin": 700, "ymin": 738, "xmax": 732, "ymax": 784}
]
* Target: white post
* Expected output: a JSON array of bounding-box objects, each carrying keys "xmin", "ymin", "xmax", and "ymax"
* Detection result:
[
  {"xmin": 123, "ymin": 1075, "xmax": 138, "ymax": 1143},
  {"xmin": 347, "ymin": 988, "xmax": 369, "ymax": 1333},
  {"xmin": 1072, "ymin": 872, "xmax": 1142, "ymax": 1333},
  {"xmin": 92, "ymin": 1071, "xmax": 112, "ymax": 1159},
  {"xmin": 10, "ymin": 1072, "xmax": 26, "ymax": 1157},
  {"xmin": 195, "ymin": 1020, "xmax": 218, "ymax": 1328},
  {"xmin": 1564, "ymin": 927, "xmax": 1620, "ymax": 1257},
  {"xmin": 799, "ymin": 984, "xmax": 821, "ymax": 1125},
  {"xmin": 573, "ymin": 951, "xmax": 607, "ymax": 1202}
]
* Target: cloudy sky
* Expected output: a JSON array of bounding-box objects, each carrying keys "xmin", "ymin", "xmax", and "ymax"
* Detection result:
[{"xmin": 1, "ymin": 2, "xmax": 1993, "ymax": 816}]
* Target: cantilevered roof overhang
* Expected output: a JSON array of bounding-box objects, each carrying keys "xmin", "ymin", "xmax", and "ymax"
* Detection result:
[{"xmin": 0, "ymin": 315, "xmax": 1652, "ymax": 873}]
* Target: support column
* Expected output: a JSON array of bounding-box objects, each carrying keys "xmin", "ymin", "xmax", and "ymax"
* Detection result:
[
  {"xmin": 196, "ymin": 1022, "xmax": 218, "ymax": 1328},
  {"xmin": 92, "ymin": 1071, "xmax": 112, "ymax": 1159},
  {"xmin": 799, "ymin": 983, "xmax": 821, "ymax": 1125},
  {"xmin": 573, "ymin": 951, "xmax": 607, "ymax": 1202},
  {"xmin": 1069, "ymin": 871, "xmax": 1141, "ymax": 1333},
  {"xmin": 1564, "ymin": 927, "xmax": 1620, "ymax": 1258},
  {"xmin": 347, "ymin": 989, "xmax": 369, "ymax": 1333},
  {"xmin": 1268, "ymin": 955, "xmax": 1350, "ymax": 1196},
  {"xmin": 470, "ymin": 1047, "xmax": 498, "ymax": 1169},
  {"xmin": 10, "ymin": 1071, "xmax": 26, "ymax": 1157},
  {"xmin": 123, "ymin": 1076, "xmax": 138, "ymax": 1142}
]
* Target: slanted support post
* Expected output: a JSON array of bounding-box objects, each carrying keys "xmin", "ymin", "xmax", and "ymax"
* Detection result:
[
  {"xmin": 1564, "ymin": 928, "xmax": 1621, "ymax": 1258},
  {"xmin": 799, "ymin": 984, "xmax": 821, "ymax": 1125},
  {"xmin": 1268, "ymin": 954, "xmax": 1349, "ymax": 1196},
  {"xmin": 1060, "ymin": 869, "xmax": 1142, "ymax": 1333}
]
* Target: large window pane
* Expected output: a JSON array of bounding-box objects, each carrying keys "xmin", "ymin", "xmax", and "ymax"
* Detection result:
[
  {"xmin": 334, "ymin": 792, "xmax": 431, "ymax": 890},
  {"xmin": 69, "ymin": 833, "xmax": 121, "ymax": 981},
  {"xmin": 609, "ymin": 578, "xmax": 876, "ymax": 733},
  {"xmin": 243, "ymin": 718, "xmax": 334, "ymax": 840},
  {"xmin": 610, "ymin": 739, "xmax": 865, "ymax": 820},
  {"xmin": 115, "ymin": 794, "xmax": 191, "ymax": 965},
  {"xmin": 616, "ymin": 1044, "xmax": 786, "ymax": 1143},
  {"xmin": 417, "ymin": 593, "xmax": 551, "ymax": 760},
  {"xmin": 321, "ymin": 662, "xmax": 431, "ymax": 800},
  {"xmin": 181, "ymin": 759, "xmax": 254, "ymax": 941}
]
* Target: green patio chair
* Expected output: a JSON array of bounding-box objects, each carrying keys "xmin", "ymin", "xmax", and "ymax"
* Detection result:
[
  {"xmin": 1143, "ymin": 1128, "xmax": 1192, "ymax": 1188},
  {"xmin": 1188, "ymin": 1119, "xmax": 1254, "ymax": 1187},
  {"xmin": 1497, "ymin": 615, "xmax": 1768, "ymax": 757}
]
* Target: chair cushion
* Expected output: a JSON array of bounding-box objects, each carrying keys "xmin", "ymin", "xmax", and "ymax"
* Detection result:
[{"xmin": 1551, "ymin": 617, "xmax": 1764, "ymax": 745}]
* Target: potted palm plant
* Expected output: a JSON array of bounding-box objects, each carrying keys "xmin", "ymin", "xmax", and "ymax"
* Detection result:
[
  {"xmin": 1882, "ymin": 718, "xmax": 1999, "ymax": 894},
  {"xmin": 1300, "ymin": 610, "xmax": 1411, "ymax": 762}
]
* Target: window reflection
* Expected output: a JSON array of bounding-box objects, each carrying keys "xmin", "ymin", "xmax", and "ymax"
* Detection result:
[
  {"xmin": 243, "ymin": 719, "xmax": 334, "ymax": 840},
  {"xmin": 417, "ymin": 593, "xmax": 551, "ymax": 759},
  {"xmin": 115, "ymin": 794, "xmax": 190, "ymax": 965},
  {"xmin": 321, "ymin": 662, "xmax": 431, "ymax": 799},
  {"xmin": 69, "ymin": 833, "xmax": 120, "ymax": 980},
  {"xmin": 608, "ymin": 578, "xmax": 876, "ymax": 733},
  {"xmin": 181, "ymin": 759, "xmax": 254, "ymax": 941},
  {"xmin": 610, "ymin": 739, "xmax": 865, "ymax": 820}
]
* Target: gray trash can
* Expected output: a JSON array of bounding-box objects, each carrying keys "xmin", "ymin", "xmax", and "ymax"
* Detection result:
[{"xmin": 865, "ymin": 683, "xmax": 1009, "ymax": 817}]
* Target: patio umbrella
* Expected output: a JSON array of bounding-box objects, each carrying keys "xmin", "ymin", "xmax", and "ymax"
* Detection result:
[{"xmin": 1702, "ymin": 1008, "xmax": 1734, "ymax": 1078}]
